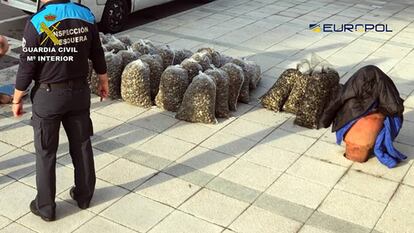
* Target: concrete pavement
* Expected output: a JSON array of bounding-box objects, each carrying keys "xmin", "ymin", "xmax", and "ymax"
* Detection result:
[{"xmin": 1, "ymin": 0, "xmax": 414, "ymax": 232}]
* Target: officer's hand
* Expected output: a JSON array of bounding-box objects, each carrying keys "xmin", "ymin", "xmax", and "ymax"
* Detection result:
[
  {"xmin": 12, "ymin": 102, "xmax": 24, "ymax": 117},
  {"xmin": 98, "ymin": 73, "xmax": 109, "ymax": 101}
]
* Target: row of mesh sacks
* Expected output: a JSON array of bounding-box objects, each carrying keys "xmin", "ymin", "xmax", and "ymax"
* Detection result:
[{"xmin": 88, "ymin": 33, "xmax": 262, "ymax": 124}]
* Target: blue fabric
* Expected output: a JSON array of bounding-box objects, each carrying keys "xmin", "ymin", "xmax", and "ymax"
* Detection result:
[
  {"xmin": 336, "ymin": 111, "xmax": 406, "ymax": 168},
  {"xmin": 374, "ymin": 116, "xmax": 406, "ymax": 168},
  {"xmin": 31, "ymin": 2, "xmax": 95, "ymax": 34},
  {"xmin": 0, "ymin": 84, "xmax": 15, "ymax": 96}
]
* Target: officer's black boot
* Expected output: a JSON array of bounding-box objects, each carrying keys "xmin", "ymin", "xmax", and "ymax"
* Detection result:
[
  {"xmin": 70, "ymin": 186, "xmax": 90, "ymax": 209},
  {"xmin": 30, "ymin": 200, "xmax": 56, "ymax": 221}
]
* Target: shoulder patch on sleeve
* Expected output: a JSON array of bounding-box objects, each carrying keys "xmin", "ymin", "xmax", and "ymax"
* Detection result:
[{"xmin": 30, "ymin": 2, "xmax": 95, "ymax": 34}]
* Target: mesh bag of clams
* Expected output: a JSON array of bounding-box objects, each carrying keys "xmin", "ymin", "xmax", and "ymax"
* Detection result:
[
  {"xmin": 190, "ymin": 51, "xmax": 212, "ymax": 71},
  {"xmin": 219, "ymin": 54, "xmax": 234, "ymax": 68},
  {"xmin": 283, "ymin": 76, "xmax": 308, "ymax": 114},
  {"xmin": 245, "ymin": 60, "xmax": 261, "ymax": 89},
  {"xmin": 173, "ymin": 49, "xmax": 193, "ymax": 65},
  {"xmin": 117, "ymin": 48, "xmax": 139, "ymax": 70},
  {"xmin": 181, "ymin": 58, "xmax": 203, "ymax": 82},
  {"xmin": 103, "ymin": 37, "xmax": 126, "ymax": 53},
  {"xmin": 120, "ymin": 59, "xmax": 152, "ymax": 107},
  {"xmin": 220, "ymin": 63, "xmax": 244, "ymax": 111},
  {"xmin": 205, "ymin": 68, "xmax": 230, "ymax": 118},
  {"xmin": 231, "ymin": 58, "xmax": 251, "ymax": 104},
  {"xmin": 140, "ymin": 54, "xmax": 164, "ymax": 101},
  {"xmin": 260, "ymin": 68, "xmax": 302, "ymax": 112},
  {"xmin": 115, "ymin": 35, "xmax": 133, "ymax": 47},
  {"xmin": 282, "ymin": 60, "xmax": 312, "ymax": 114},
  {"xmin": 295, "ymin": 68, "xmax": 340, "ymax": 128},
  {"xmin": 90, "ymin": 52, "xmax": 123, "ymax": 99},
  {"xmin": 87, "ymin": 59, "xmax": 93, "ymax": 85},
  {"xmin": 155, "ymin": 45, "xmax": 175, "ymax": 69},
  {"xmin": 131, "ymin": 39, "xmax": 157, "ymax": 55},
  {"xmin": 155, "ymin": 65, "xmax": 189, "ymax": 112},
  {"xmin": 197, "ymin": 48, "xmax": 221, "ymax": 68},
  {"xmin": 99, "ymin": 32, "xmax": 113, "ymax": 45},
  {"xmin": 176, "ymin": 72, "xmax": 217, "ymax": 124}
]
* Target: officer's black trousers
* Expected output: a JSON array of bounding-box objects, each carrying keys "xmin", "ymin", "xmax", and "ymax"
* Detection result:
[{"xmin": 31, "ymin": 84, "xmax": 95, "ymax": 218}]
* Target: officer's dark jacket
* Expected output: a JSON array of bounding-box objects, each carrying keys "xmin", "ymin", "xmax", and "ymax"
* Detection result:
[
  {"xmin": 318, "ymin": 65, "xmax": 404, "ymax": 131},
  {"xmin": 15, "ymin": 0, "xmax": 106, "ymax": 91}
]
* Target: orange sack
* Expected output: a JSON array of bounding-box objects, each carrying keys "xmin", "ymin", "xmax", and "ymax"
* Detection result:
[{"xmin": 344, "ymin": 112, "xmax": 385, "ymax": 163}]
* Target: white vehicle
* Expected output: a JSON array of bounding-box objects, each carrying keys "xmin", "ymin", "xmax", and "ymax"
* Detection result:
[{"xmin": 0, "ymin": 0, "xmax": 212, "ymax": 33}]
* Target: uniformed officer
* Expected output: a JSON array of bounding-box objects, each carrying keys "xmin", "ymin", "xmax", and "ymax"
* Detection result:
[{"xmin": 12, "ymin": 0, "xmax": 108, "ymax": 221}]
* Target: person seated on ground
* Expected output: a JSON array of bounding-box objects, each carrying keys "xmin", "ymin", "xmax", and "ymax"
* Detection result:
[
  {"xmin": 0, "ymin": 85, "xmax": 14, "ymax": 104},
  {"xmin": 0, "ymin": 36, "xmax": 12, "ymax": 104},
  {"xmin": 0, "ymin": 35, "xmax": 9, "ymax": 57}
]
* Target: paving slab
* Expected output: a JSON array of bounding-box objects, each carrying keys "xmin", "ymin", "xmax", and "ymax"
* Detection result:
[
  {"xmin": 149, "ymin": 210, "xmax": 224, "ymax": 233},
  {"xmin": 95, "ymin": 101, "xmax": 148, "ymax": 122},
  {"xmin": 179, "ymin": 188, "xmax": 249, "ymax": 227},
  {"xmin": 218, "ymin": 159, "xmax": 281, "ymax": 191},
  {"xmin": 93, "ymin": 123, "xmax": 157, "ymax": 157},
  {"xmin": 0, "ymin": 142, "xmax": 16, "ymax": 157},
  {"xmin": 200, "ymin": 132, "xmax": 257, "ymax": 158},
  {"xmin": 0, "ymin": 216, "xmax": 11, "ymax": 230},
  {"xmin": 0, "ymin": 122, "xmax": 33, "ymax": 147},
  {"xmin": 318, "ymin": 189, "xmax": 386, "ymax": 229},
  {"xmin": 305, "ymin": 140, "xmax": 352, "ymax": 167},
  {"xmin": 261, "ymin": 129, "xmax": 317, "ymax": 154},
  {"xmin": 135, "ymin": 172, "xmax": 201, "ymax": 208},
  {"xmin": 97, "ymin": 158, "xmax": 157, "ymax": 191},
  {"xmin": 138, "ymin": 134, "xmax": 195, "ymax": 161},
  {"xmin": 175, "ymin": 146, "xmax": 237, "ymax": 176},
  {"xmin": 220, "ymin": 118, "xmax": 275, "ymax": 142},
  {"xmin": 0, "ymin": 223, "xmax": 36, "ymax": 233},
  {"xmin": 286, "ymin": 156, "xmax": 347, "ymax": 188},
  {"xmin": 242, "ymin": 143, "xmax": 300, "ymax": 172},
  {"xmin": 335, "ymin": 170, "xmax": 399, "ymax": 203},
  {"xmin": 206, "ymin": 177, "xmax": 261, "ymax": 204},
  {"xmin": 73, "ymin": 216, "xmax": 137, "ymax": 233},
  {"xmin": 0, "ymin": 182, "xmax": 36, "ymax": 220},
  {"xmin": 229, "ymin": 206, "xmax": 302, "ymax": 233},
  {"xmin": 0, "ymin": 149, "xmax": 35, "ymax": 180},
  {"xmin": 375, "ymin": 185, "xmax": 414, "ymax": 233},
  {"xmin": 163, "ymin": 121, "xmax": 218, "ymax": 144},
  {"xmin": 266, "ymin": 174, "xmax": 330, "ymax": 209},
  {"xmin": 100, "ymin": 192, "xmax": 173, "ymax": 232}
]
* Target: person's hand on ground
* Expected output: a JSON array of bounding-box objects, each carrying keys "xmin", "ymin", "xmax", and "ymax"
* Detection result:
[
  {"xmin": 0, "ymin": 35, "xmax": 9, "ymax": 57},
  {"xmin": 97, "ymin": 73, "xmax": 109, "ymax": 101}
]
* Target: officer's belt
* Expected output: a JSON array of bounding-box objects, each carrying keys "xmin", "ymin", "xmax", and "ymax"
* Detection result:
[{"xmin": 37, "ymin": 79, "xmax": 88, "ymax": 89}]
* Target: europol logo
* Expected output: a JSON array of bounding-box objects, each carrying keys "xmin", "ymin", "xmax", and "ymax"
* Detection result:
[
  {"xmin": 309, "ymin": 23, "xmax": 392, "ymax": 33},
  {"xmin": 309, "ymin": 23, "xmax": 321, "ymax": 32}
]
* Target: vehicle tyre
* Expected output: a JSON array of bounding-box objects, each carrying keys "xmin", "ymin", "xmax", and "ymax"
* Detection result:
[
  {"xmin": 100, "ymin": 0, "xmax": 129, "ymax": 33},
  {"xmin": 193, "ymin": 0, "xmax": 214, "ymax": 3}
]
